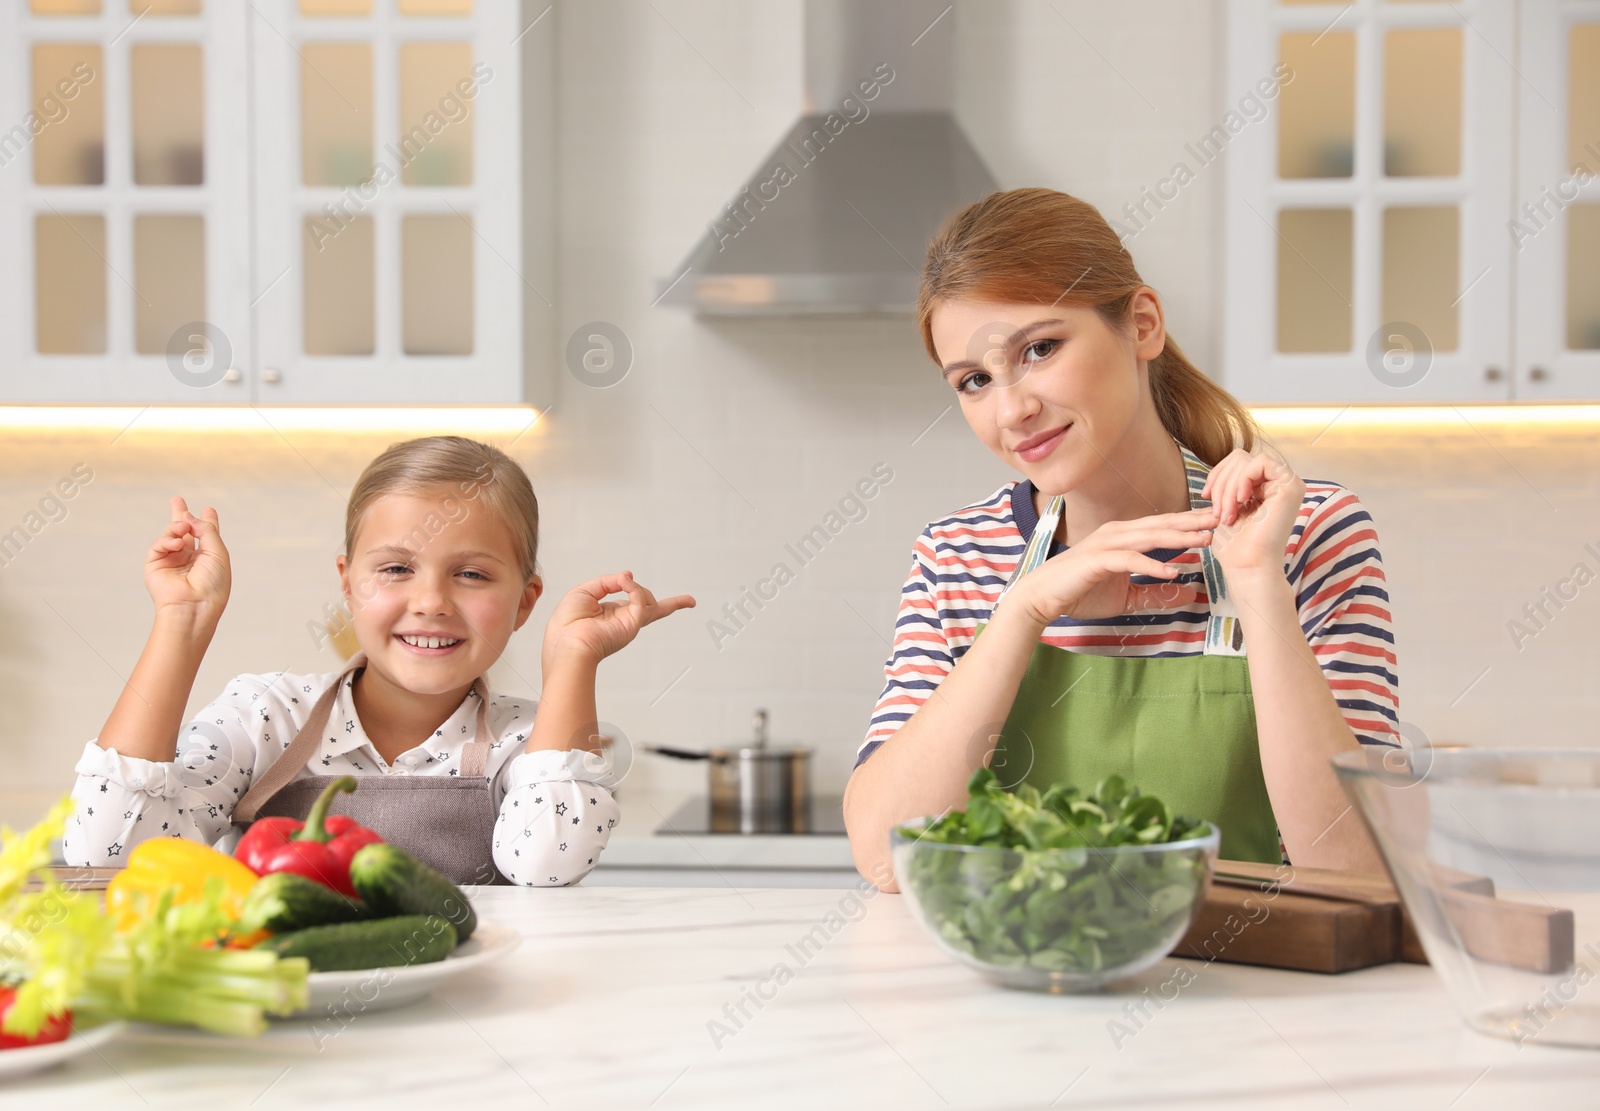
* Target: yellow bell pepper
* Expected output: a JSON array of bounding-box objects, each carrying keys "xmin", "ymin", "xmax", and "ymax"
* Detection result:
[{"xmin": 105, "ymin": 838, "xmax": 259, "ymax": 933}]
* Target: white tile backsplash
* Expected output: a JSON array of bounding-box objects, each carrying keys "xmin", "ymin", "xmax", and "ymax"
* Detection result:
[{"xmin": 1, "ymin": 1, "xmax": 1593, "ymax": 828}]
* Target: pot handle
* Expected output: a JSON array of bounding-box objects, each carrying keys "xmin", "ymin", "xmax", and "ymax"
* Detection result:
[{"xmin": 641, "ymin": 745, "xmax": 711, "ymax": 761}]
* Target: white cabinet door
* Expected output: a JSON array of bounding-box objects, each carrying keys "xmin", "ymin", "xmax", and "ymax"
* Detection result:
[
  {"xmin": 0, "ymin": 1, "xmax": 253, "ymax": 404},
  {"xmin": 0, "ymin": 0, "xmax": 525, "ymax": 406},
  {"xmin": 248, "ymin": 0, "xmax": 523, "ymax": 404},
  {"xmin": 1515, "ymin": 0, "xmax": 1600, "ymax": 400},
  {"xmin": 1223, "ymin": 0, "xmax": 1515, "ymax": 403}
]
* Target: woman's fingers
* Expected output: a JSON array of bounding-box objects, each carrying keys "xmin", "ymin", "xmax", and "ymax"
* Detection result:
[
  {"xmin": 1079, "ymin": 550, "xmax": 1179, "ymax": 580},
  {"xmin": 1126, "ymin": 581, "xmax": 1205, "ymax": 613},
  {"xmin": 1078, "ymin": 525, "xmax": 1215, "ymax": 555},
  {"xmin": 1093, "ymin": 508, "xmax": 1217, "ymax": 542}
]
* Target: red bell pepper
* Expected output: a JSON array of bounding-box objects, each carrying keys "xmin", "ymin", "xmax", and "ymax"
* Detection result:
[
  {"xmin": 0, "ymin": 987, "xmax": 71, "ymax": 1050},
  {"xmin": 234, "ymin": 777, "xmax": 383, "ymax": 896}
]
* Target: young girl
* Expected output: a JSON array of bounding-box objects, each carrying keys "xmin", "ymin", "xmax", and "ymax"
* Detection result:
[
  {"xmin": 844, "ymin": 188, "xmax": 1399, "ymax": 888},
  {"xmin": 63, "ymin": 436, "xmax": 693, "ymax": 886}
]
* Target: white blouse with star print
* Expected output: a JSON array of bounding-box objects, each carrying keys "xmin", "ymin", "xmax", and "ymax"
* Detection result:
[{"xmin": 61, "ymin": 670, "xmax": 620, "ymax": 887}]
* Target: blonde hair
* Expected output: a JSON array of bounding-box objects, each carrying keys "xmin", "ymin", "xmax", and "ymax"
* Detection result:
[
  {"xmin": 345, "ymin": 436, "xmax": 539, "ymax": 580},
  {"xmin": 918, "ymin": 188, "xmax": 1257, "ymax": 466}
]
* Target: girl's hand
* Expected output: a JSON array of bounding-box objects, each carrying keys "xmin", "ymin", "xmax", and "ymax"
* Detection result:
[
  {"xmin": 146, "ymin": 496, "xmax": 231, "ymax": 621},
  {"xmin": 541, "ymin": 571, "xmax": 695, "ymax": 671},
  {"xmin": 1201, "ymin": 448, "xmax": 1306, "ymax": 588},
  {"xmin": 1007, "ymin": 508, "xmax": 1219, "ymax": 629}
]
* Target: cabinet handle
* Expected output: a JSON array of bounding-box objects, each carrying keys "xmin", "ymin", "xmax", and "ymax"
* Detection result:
[
  {"xmin": 222, "ymin": 367, "xmax": 242, "ymax": 384},
  {"xmin": 261, "ymin": 368, "xmax": 282, "ymax": 384},
  {"xmin": 1484, "ymin": 366, "xmax": 1503, "ymax": 382},
  {"xmin": 1529, "ymin": 366, "xmax": 1549, "ymax": 382}
]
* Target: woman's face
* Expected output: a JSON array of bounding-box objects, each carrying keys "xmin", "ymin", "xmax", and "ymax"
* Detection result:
[
  {"xmin": 336, "ymin": 491, "xmax": 541, "ymax": 696},
  {"xmin": 928, "ymin": 293, "xmax": 1165, "ymax": 495}
]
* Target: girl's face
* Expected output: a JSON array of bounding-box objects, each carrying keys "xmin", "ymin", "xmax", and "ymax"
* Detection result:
[
  {"xmin": 336, "ymin": 491, "xmax": 541, "ymax": 697},
  {"xmin": 928, "ymin": 293, "xmax": 1166, "ymax": 495}
]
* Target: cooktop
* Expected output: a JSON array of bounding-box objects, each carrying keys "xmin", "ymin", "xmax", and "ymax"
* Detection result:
[{"xmin": 655, "ymin": 795, "xmax": 847, "ymax": 836}]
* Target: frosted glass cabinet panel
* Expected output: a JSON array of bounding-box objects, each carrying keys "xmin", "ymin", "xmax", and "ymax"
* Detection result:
[
  {"xmin": 35, "ymin": 214, "xmax": 107, "ymax": 354},
  {"xmin": 300, "ymin": 43, "xmax": 374, "ymax": 187},
  {"xmin": 133, "ymin": 214, "xmax": 206, "ymax": 354},
  {"xmin": 1277, "ymin": 31, "xmax": 1355, "ymax": 179},
  {"xmin": 1383, "ymin": 28, "xmax": 1461, "ymax": 178},
  {"xmin": 131, "ymin": 43, "xmax": 204, "ymax": 186},
  {"xmin": 1275, "ymin": 208, "xmax": 1353, "ymax": 354},
  {"xmin": 31, "ymin": 44, "xmax": 104, "ymax": 185}
]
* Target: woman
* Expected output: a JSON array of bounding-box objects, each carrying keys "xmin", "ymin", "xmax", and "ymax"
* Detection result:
[{"xmin": 844, "ymin": 189, "xmax": 1398, "ymax": 889}]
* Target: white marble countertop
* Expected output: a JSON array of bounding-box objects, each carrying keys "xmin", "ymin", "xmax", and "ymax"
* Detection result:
[{"xmin": 11, "ymin": 885, "xmax": 1600, "ymax": 1109}]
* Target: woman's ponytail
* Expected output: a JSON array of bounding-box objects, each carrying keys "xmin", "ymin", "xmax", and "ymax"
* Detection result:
[{"xmin": 1147, "ymin": 336, "xmax": 1257, "ymax": 465}]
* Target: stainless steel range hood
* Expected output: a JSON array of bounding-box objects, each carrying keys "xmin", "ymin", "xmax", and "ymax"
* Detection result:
[{"xmin": 655, "ymin": 0, "xmax": 1001, "ymax": 316}]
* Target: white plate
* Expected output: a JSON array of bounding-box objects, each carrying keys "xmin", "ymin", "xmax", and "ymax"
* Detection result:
[
  {"xmin": 0, "ymin": 1021, "xmax": 124, "ymax": 1081},
  {"xmin": 291, "ymin": 922, "xmax": 521, "ymax": 1018}
]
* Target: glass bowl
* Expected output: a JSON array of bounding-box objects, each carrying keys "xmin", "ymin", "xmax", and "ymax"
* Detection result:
[
  {"xmin": 890, "ymin": 819, "xmax": 1219, "ymax": 992},
  {"xmin": 1334, "ymin": 747, "xmax": 1600, "ymax": 1049}
]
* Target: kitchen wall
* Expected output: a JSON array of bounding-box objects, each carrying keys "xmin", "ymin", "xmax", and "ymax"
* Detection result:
[{"xmin": 2, "ymin": 0, "xmax": 1595, "ymax": 826}]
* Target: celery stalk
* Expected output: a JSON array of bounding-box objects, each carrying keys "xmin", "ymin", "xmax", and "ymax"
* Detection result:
[{"xmin": 1, "ymin": 800, "xmax": 309, "ymax": 1039}]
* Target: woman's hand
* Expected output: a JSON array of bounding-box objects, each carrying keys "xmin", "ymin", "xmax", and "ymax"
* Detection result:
[
  {"xmin": 1007, "ymin": 508, "xmax": 1219, "ymax": 629},
  {"xmin": 541, "ymin": 571, "xmax": 695, "ymax": 671},
  {"xmin": 146, "ymin": 496, "xmax": 231, "ymax": 622},
  {"xmin": 1201, "ymin": 449, "xmax": 1305, "ymax": 588}
]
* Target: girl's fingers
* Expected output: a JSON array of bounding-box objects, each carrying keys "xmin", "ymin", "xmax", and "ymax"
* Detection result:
[
  {"xmin": 643, "ymin": 593, "xmax": 697, "ymax": 622},
  {"xmin": 571, "ymin": 572, "xmax": 634, "ymax": 601},
  {"xmin": 192, "ymin": 506, "xmax": 225, "ymax": 547}
]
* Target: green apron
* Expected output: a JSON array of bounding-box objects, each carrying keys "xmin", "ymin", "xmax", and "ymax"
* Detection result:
[{"xmin": 989, "ymin": 450, "xmax": 1280, "ymax": 863}]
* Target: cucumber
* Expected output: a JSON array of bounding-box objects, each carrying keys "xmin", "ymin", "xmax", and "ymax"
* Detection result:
[
  {"xmin": 349, "ymin": 843, "xmax": 477, "ymax": 943},
  {"xmin": 241, "ymin": 872, "xmax": 373, "ymax": 934},
  {"xmin": 255, "ymin": 915, "xmax": 457, "ymax": 972}
]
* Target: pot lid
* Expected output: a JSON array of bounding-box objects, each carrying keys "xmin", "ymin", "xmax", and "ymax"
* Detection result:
[{"xmin": 704, "ymin": 708, "xmax": 813, "ymax": 758}]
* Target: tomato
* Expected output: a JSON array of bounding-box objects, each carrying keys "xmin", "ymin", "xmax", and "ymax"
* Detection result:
[{"xmin": 0, "ymin": 986, "xmax": 72, "ymax": 1050}]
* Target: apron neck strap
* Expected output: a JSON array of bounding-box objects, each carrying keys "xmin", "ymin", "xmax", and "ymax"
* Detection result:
[
  {"xmin": 235, "ymin": 654, "xmax": 495, "ymax": 821},
  {"xmin": 998, "ymin": 448, "xmax": 1247, "ymax": 657}
]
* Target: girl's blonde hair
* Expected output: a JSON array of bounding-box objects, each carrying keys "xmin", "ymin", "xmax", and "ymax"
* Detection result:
[
  {"xmin": 918, "ymin": 187, "xmax": 1257, "ymax": 466},
  {"xmin": 345, "ymin": 436, "xmax": 540, "ymax": 581}
]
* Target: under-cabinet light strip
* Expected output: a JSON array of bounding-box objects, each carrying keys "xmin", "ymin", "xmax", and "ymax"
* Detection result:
[{"xmin": 0, "ymin": 407, "xmax": 546, "ymax": 435}]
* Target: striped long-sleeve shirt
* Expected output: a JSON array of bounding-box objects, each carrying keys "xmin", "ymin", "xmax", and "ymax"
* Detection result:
[{"xmin": 857, "ymin": 451, "xmax": 1399, "ymax": 766}]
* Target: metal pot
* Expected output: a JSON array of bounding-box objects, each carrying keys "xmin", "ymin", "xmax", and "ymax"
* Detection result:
[{"xmin": 644, "ymin": 710, "xmax": 813, "ymax": 833}]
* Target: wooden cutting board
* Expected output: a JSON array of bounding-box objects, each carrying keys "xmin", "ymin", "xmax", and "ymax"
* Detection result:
[{"xmin": 1174, "ymin": 859, "xmax": 1575, "ymax": 975}]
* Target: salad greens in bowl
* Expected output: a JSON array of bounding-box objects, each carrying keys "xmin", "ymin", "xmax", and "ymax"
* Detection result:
[{"xmin": 891, "ymin": 768, "xmax": 1219, "ymax": 992}]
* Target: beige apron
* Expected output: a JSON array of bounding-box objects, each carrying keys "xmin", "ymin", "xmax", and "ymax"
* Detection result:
[{"xmin": 233, "ymin": 653, "xmax": 511, "ymax": 885}]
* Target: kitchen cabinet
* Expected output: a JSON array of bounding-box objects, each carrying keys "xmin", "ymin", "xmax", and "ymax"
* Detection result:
[
  {"xmin": 1224, "ymin": 0, "xmax": 1600, "ymax": 403},
  {"xmin": 0, "ymin": 0, "xmax": 545, "ymax": 405},
  {"xmin": 1516, "ymin": 2, "xmax": 1600, "ymax": 399}
]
